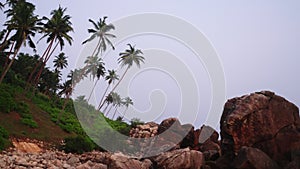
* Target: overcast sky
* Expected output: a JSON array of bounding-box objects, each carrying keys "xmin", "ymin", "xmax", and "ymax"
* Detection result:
[{"xmin": 1, "ymin": 0, "xmax": 300, "ymax": 128}]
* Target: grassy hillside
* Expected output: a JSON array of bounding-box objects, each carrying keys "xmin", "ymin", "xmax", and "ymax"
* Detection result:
[{"xmin": 0, "ymin": 82, "xmax": 134, "ymax": 152}]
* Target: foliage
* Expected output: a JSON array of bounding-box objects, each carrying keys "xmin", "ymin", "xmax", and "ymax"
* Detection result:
[
  {"xmin": 0, "ymin": 126, "xmax": 9, "ymax": 151},
  {"xmin": 15, "ymin": 101, "xmax": 38, "ymax": 128},
  {"xmin": 62, "ymin": 135, "xmax": 95, "ymax": 154},
  {"xmin": 130, "ymin": 118, "xmax": 144, "ymax": 128},
  {"xmin": 0, "ymin": 84, "xmax": 17, "ymax": 113}
]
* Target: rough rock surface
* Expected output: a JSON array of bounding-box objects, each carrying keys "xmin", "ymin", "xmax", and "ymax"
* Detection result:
[
  {"xmin": 220, "ymin": 91, "xmax": 300, "ymax": 165},
  {"xmin": 232, "ymin": 146, "xmax": 280, "ymax": 169},
  {"xmin": 153, "ymin": 148, "xmax": 204, "ymax": 169}
]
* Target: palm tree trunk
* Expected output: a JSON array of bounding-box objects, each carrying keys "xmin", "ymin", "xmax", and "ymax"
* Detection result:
[
  {"xmin": 0, "ymin": 41, "xmax": 22, "ymax": 84},
  {"xmin": 26, "ymin": 38, "xmax": 54, "ymax": 86},
  {"xmin": 112, "ymin": 107, "xmax": 118, "ymax": 119},
  {"xmin": 98, "ymin": 84, "xmax": 111, "ymax": 110},
  {"xmin": 33, "ymin": 41, "xmax": 59, "ymax": 86},
  {"xmin": 110, "ymin": 67, "xmax": 129, "ymax": 95},
  {"xmin": 105, "ymin": 104, "xmax": 114, "ymax": 117},
  {"xmin": 87, "ymin": 79, "xmax": 99, "ymax": 102},
  {"xmin": 103, "ymin": 103, "xmax": 110, "ymax": 114},
  {"xmin": 121, "ymin": 108, "xmax": 128, "ymax": 120}
]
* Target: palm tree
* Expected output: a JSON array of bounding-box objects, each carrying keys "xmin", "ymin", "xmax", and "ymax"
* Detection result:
[
  {"xmin": 87, "ymin": 59, "xmax": 105, "ymax": 102},
  {"xmin": 84, "ymin": 56, "xmax": 102, "ymax": 80},
  {"xmin": 121, "ymin": 97, "xmax": 133, "ymax": 120},
  {"xmin": 102, "ymin": 93, "xmax": 114, "ymax": 114},
  {"xmin": 98, "ymin": 69, "xmax": 119, "ymax": 110},
  {"xmin": 82, "ymin": 16, "xmax": 116, "ymax": 56},
  {"xmin": 112, "ymin": 94, "xmax": 122, "ymax": 119},
  {"xmin": 53, "ymin": 52, "xmax": 68, "ymax": 71},
  {"xmin": 0, "ymin": 0, "xmax": 41, "ymax": 84},
  {"xmin": 28, "ymin": 6, "xmax": 73, "ymax": 87},
  {"xmin": 108, "ymin": 44, "xmax": 145, "ymax": 94}
]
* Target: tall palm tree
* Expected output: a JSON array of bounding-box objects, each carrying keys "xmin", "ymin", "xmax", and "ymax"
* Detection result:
[
  {"xmin": 53, "ymin": 52, "xmax": 68, "ymax": 71},
  {"xmin": 82, "ymin": 16, "xmax": 116, "ymax": 56},
  {"xmin": 121, "ymin": 97, "xmax": 133, "ymax": 120},
  {"xmin": 98, "ymin": 69, "xmax": 119, "ymax": 110},
  {"xmin": 109, "ymin": 44, "xmax": 145, "ymax": 94},
  {"xmin": 87, "ymin": 59, "xmax": 105, "ymax": 102},
  {"xmin": 0, "ymin": 0, "xmax": 41, "ymax": 84},
  {"xmin": 28, "ymin": 6, "xmax": 73, "ymax": 87},
  {"xmin": 112, "ymin": 93, "xmax": 122, "ymax": 119},
  {"xmin": 84, "ymin": 56, "xmax": 102, "ymax": 80}
]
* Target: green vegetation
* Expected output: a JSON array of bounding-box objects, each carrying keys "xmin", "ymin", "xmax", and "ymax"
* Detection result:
[
  {"xmin": 62, "ymin": 135, "xmax": 95, "ymax": 154},
  {"xmin": 0, "ymin": 126, "xmax": 9, "ymax": 151},
  {"xmin": 0, "ymin": 0, "xmax": 146, "ymax": 152}
]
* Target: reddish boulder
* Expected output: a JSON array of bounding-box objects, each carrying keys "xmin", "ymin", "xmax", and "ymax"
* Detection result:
[
  {"xmin": 153, "ymin": 148, "xmax": 204, "ymax": 169},
  {"xmin": 220, "ymin": 91, "xmax": 300, "ymax": 164},
  {"xmin": 232, "ymin": 146, "xmax": 280, "ymax": 169}
]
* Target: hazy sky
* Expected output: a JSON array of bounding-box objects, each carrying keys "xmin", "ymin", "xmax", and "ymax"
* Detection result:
[{"xmin": 1, "ymin": 1, "xmax": 300, "ymax": 128}]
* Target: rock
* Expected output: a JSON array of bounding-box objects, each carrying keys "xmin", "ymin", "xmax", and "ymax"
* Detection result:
[
  {"xmin": 67, "ymin": 156, "xmax": 80, "ymax": 165},
  {"xmin": 284, "ymin": 157, "xmax": 300, "ymax": 169},
  {"xmin": 158, "ymin": 118, "xmax": 182, "ymax": 134},
  {"xmin": 12, "ymin": 141, "xmax": 43, "ymax": 153},
  {"xmin": 92, "ymin": 163, "xmax": 108, "ymax": 169},
  {"xmin": 153, "ymin": 148, "xmax": 204, "ymax": 169},
  {"xmin": 232, "ymin": 146, "xmax": 280, "ymax": 169},
  {"xmin": 108, "ymin": 153, "xmax": 146, "ymax": 169},
  {"xmin": 220, "ymin": 91, "xmax": 300, "ymax": 164}
]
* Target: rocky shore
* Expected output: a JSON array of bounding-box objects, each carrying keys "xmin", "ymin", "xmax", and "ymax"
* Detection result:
[{"xmin": 1, "ymin": 91, "xmax": 300, "ymax": 169}]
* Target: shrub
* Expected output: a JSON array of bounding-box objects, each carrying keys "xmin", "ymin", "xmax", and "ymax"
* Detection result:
[
  {"xmin": 63, "ymin": 135, "xmax": 95, "ymax": 154},
  {"xmin": 0, "ymin": 126, "xmax": 9, "ymax": 151},
  {"xmin": 0, "ymin": 84, "xmax": 16, "ymax": 113},
  {"xmin": 21, "ymin": 118, "xmax": 38, "ymax": 128}
]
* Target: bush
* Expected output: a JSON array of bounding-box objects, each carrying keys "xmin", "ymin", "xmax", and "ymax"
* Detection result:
[
  {"xmin": 0, "ymin": 126, "xmax": 9, "ymax": 151},
  {"xmin": 63, "ymin": 135, "xmax": 95, "ymax": 154},
  {"xmin": 0, "ymin": 84, "xmax": 17, "ymax": 113},
  {"xmin": 21, "ymin": 118, "xmax": 38, "ymax": 128}
]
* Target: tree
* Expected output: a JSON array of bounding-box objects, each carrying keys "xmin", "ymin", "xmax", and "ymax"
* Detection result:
[
  {"xmin": 53, "ymin": 52, "xmax": 68, "ymax": 71},
  {"xmin": 121, "ymin": 97, "xmax": 133, "ymax": 120},
  {"xmin": 87, "ymin": 58, "xmax": 105, "ymax": 102},
  {"xmin": 0, "ymin": 0, "xmax": 41, "ymax": 84},
  {"xmin": 82, "ymin": 16, "xmax": 116, "ymax": 56},
  {"xmin": 28, "ymin": 6, "xmax": 73, "ymax": 87},
  {"xmin": 108, "ymin": 44, "xmax": 145, "ymax": 94},
  {"xmin": 111, "ymin": 93, "xmax": 122, "ymax": 119},
  {"xmin": 98, "ymin": 69, "xmax": 119, "ymax": 110}
]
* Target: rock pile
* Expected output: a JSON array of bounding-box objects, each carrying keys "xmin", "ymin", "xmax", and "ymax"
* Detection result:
[{"xmin": 129, "ymin": 122, "xmax": 158, "ymax": 138}]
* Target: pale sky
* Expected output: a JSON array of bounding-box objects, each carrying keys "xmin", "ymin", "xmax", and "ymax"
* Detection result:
[{"xmin": 1, "ymin": 1, "xmax": 300, "ymax": 129}]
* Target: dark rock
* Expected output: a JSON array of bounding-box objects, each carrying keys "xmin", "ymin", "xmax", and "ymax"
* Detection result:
[
  {"xmin": 220, "ymin": 91, "xmax": 300, "ymax": 164},
  {"xmin": 232, "ymin": 146, "xmax": 280, "ymax": 169},
  {"xmin": 153, "ymin": 148, "xmax": 204, "ymax": 169}
]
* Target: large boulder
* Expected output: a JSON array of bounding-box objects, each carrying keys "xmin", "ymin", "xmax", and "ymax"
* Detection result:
[
  {"xmin": 153, "ymin": 148, "xmax": 204, "ymax": 169},
  {"xmin": 220, "ymin": 91, "xmax": 300, "ymax": 165},
  {"xmin": 232, "ymin": 146, "xmax": 280, "ymax": 169}
]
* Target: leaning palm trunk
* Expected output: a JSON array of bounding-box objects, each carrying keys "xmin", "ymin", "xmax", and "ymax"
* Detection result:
[
  {"xmin": 105, "ymin": 104, "xmax": 114, "ymax": 116},
  {"xmin": 26, "ymin": 38, "xmax": 54, "ymax": 89},
  {"xmin": 121, "ymin": 108, "xmax": 128, "ymax": 120},
  {"xmin": 112, "ymin": 107, "xmax": 119, "ymax": 119},
  {"xmin": 98, "ymin": 84, "xmax": 111, "ymax": 110},
  {"xmin": 0, "ymin": 40, "xmax": 22, "ymax": 84},
  {"xmin": 109, "ymin": 67, "xmax": 129, "ymax": 94},
  {"xmin": 87, "ymin": 78, "xmax": 99, "ymax": 102},
  {"xmin": 33, "ymin": 41, "xmax": 59, "ymax": 86}
]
